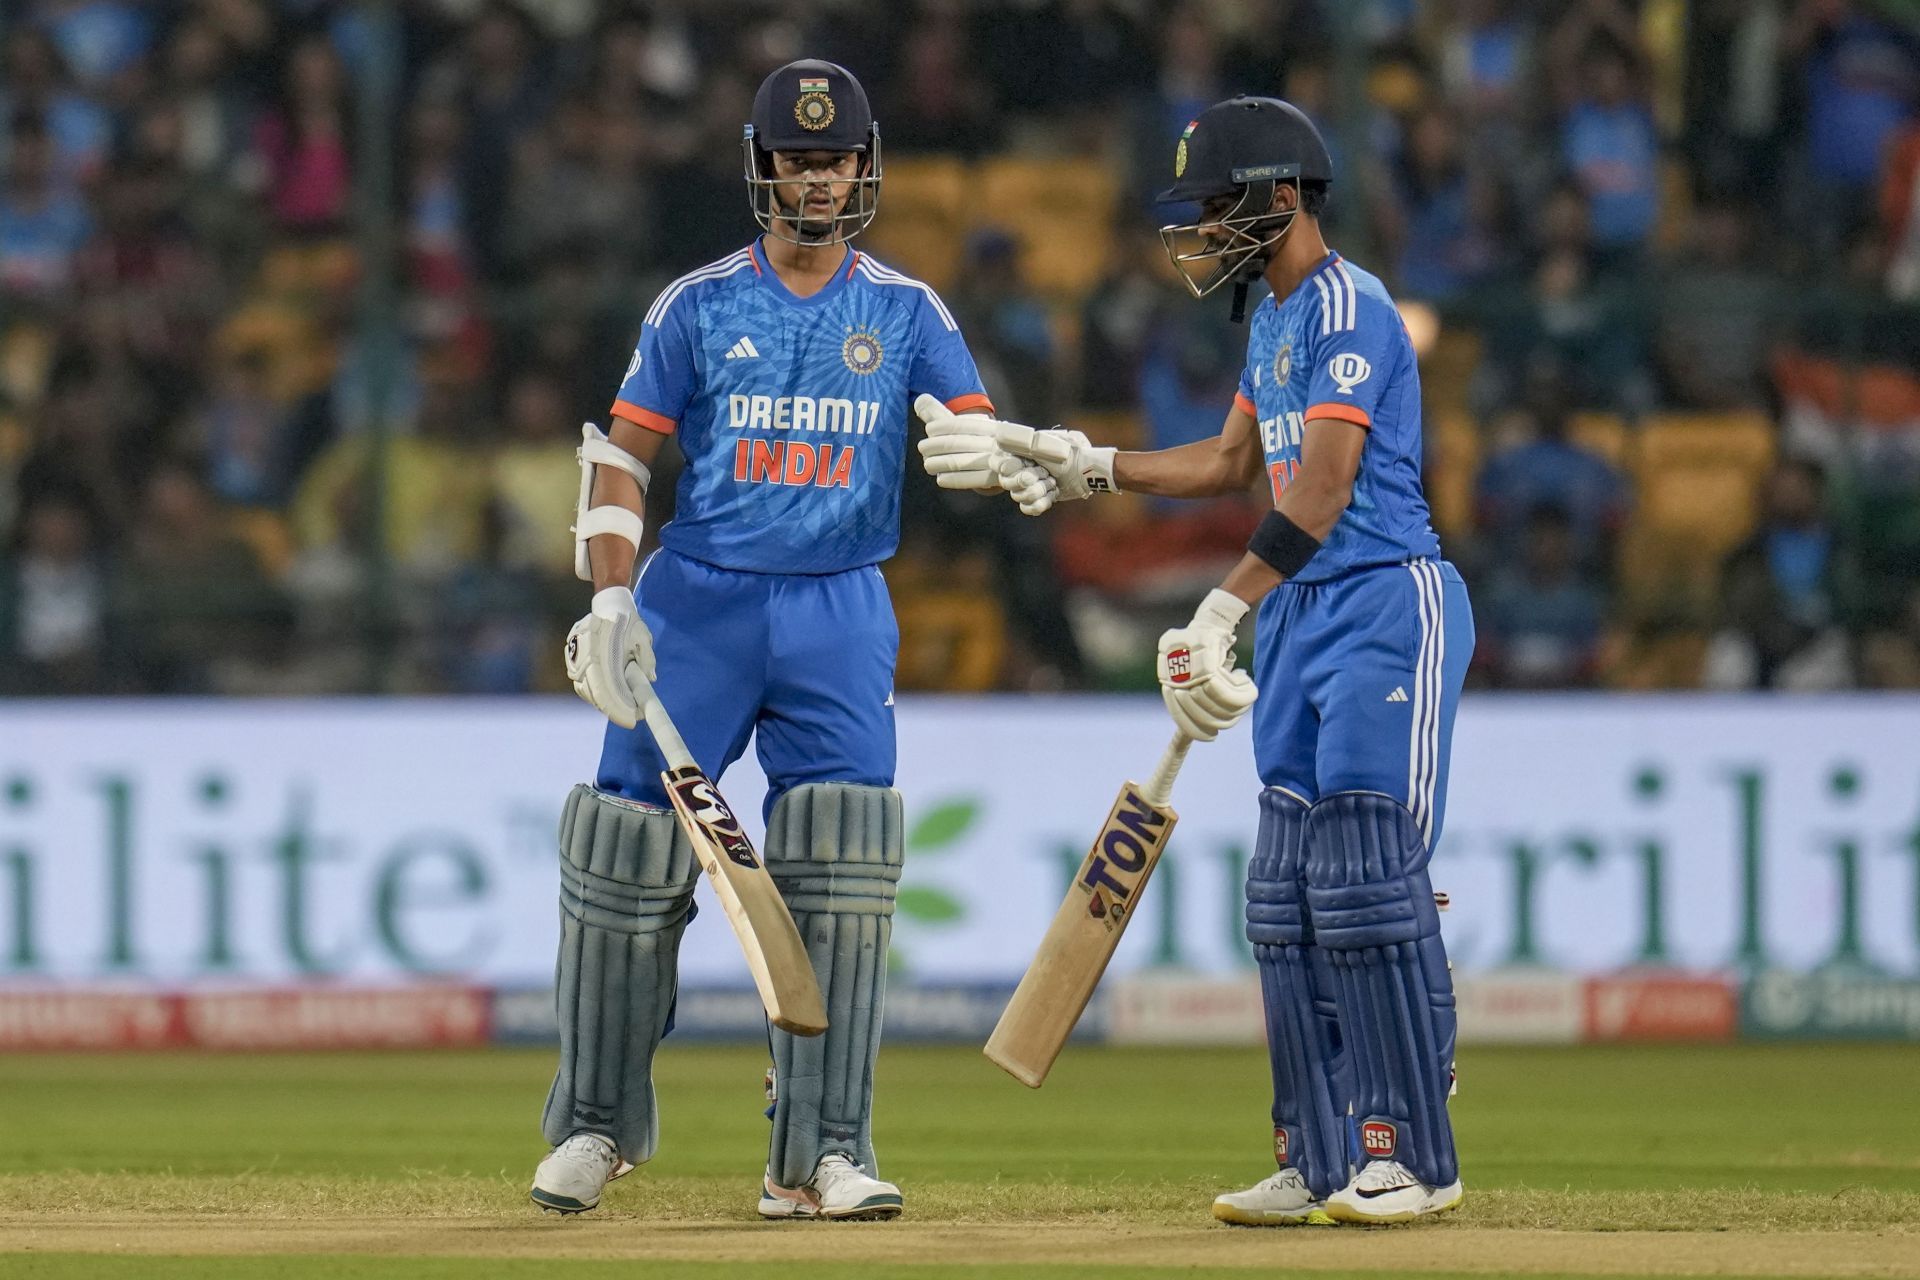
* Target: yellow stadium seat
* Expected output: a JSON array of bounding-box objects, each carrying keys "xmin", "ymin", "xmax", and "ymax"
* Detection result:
[
  {"xmin": 893, "ymin": 587, "xmax": 1006, "ymax": 691},
  {"xmin": 864, "ymin": 155, "xmax": 971, "ymax": 289},
  {"xmin": 1426, "ymin": 410, "xmax": 1479, "ymax": 539},
  {"xmin": 1636, "ymin": 465, "xmax": 1762, "ymax": 556},
  {"xmin": 227, "ymin": 507, "xmax": 297, "ymax": 578},
  {"xmin": 973, "ymin": 156, "xmax": 1116, "ymax": 300},
  {"xmin": 1635, "ymin": 412, "xmax": 1775, "ymax": 473},
  {"xmin": 1568, "ymin": 412, "xmax": 1628, "ymax": 466}
]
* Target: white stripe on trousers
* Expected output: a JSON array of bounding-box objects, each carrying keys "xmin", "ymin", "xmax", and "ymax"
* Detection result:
[{"xmin": 1405, "ymin": 561, "xmax": 1444, "ymax": 844}]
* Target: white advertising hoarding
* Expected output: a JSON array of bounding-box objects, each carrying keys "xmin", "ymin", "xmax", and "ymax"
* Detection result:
[{"xmin": 2, "ymin": 695, "xmax": 1918, "ymax": 988}]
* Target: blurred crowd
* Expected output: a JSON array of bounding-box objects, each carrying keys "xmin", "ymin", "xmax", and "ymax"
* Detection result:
[{"xmin": 2, "ymin": 0, "xmax": 1918, "ymax": 695}]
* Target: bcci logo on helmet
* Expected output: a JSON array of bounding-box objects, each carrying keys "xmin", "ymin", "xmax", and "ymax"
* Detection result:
[
  {"xmin": 794, "ymin": 76, "xmax": 835, "ymax": 131},
  {"xmin": 842, "ymin": 328, "xmax": 884, "ymax": 374},
  {"xmin": 1175, "ymin": 119, "xmax": 1197, "ymax": 177}
]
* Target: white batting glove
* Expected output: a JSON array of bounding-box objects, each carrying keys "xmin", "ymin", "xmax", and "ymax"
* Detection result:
[
  {"xmin": 1156, "ymin": 589, "xmax": 1258, "ymax": 743},
  {"xmin": 995, "ymin": 450, "xmax": 1061, "ymax": 516},
  {"xmin": 992, "ymin": 421, "xmax": 1117, "ymax": 503},
  {"xmin": 564, "ymin": 586, "xmax": 658, "ymax": 729},
  {"xmin": 914, "ymin": 393, "xmax": 1001, "ymax": 492}
]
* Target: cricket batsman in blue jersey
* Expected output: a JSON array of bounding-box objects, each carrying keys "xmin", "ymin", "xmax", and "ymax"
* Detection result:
[
  {"xmin": 531, "ymin": 59, "xmax": 996, "ymax": 1220},
  {"xmin": 925, "ymin": 97, "xmax": 1473, "ymax": 1225}
]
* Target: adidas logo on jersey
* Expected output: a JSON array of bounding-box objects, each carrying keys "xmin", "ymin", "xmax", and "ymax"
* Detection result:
[
  {"xmin": 724, "ymin": 337, "xmax": 761, "ymax": 360},
  {"xmin": 1387, "ymin": 687, "xmax": 1409, "ymax": 703}
]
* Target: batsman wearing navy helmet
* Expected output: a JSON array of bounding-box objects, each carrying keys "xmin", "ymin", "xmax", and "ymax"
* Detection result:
[
  {"xmin": 532, "ymin": 58, "xmax": 996, "ymax": 1221},
  {"xmin": 924, "ymin": 97, "xmax": 1473, "ymax": 1225}
]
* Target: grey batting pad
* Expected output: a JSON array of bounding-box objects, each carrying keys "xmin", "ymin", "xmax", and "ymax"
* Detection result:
[
  {"xmin": 541, "ymin": 784, "xmax": 700, "ymax": 1166},
  {"xmin": 763, "ymin": 783, "xmax": 904, "ymax": 1188}
]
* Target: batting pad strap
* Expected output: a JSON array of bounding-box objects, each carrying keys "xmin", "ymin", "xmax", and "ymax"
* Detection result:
[
  {"xmin": 764, "ymin": 783, "xmax": 903, "ymax": 1189},
  {"xmin": 543, "ymin": 785, "xmax": 699, "ymax": 1166}
]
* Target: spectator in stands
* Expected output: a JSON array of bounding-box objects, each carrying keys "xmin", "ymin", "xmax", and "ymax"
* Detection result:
[
  {"xmin": 158, "ymin": 13, "xmax": 253, "ymax": 182},
  {"xmin": 502, "ymin": 92, "xmax": 647, "ymax": 277},
  {"xmin": 1378, "ymin": 106, "xmax": 1505, "ymax": 303},
  {"xmin": 1553, "ymin": 10, "xmax": 1659, "ymax": 255},
  {"xmin": 437, "ymin": 501, "xmax": 546, "ymax": 695},
  {"xmin": 115, "ymin": 460, "xmax": 284, "ymax": 692},
  {"xmin": 34, "ymin": 0, "xmax": 158, "ymax": 94},
  {"xmin": 0, "ymin": 115, "xmax": 93, "ymax": 302},
  {"xmin": 1477, "ymin": 504, "xmax": 1609, "ymax": 688},
  {"xmin": 489, "ymin": 364, "xmax": 579, "ymax": 582},
  {"xmin": 0, "ymin": 490, "xmax": 109, "ymax": 694},
  {"xmin": 1475, "ymin": 365, "xmax": 1630, "ymax": 573},
  {"xmin": 248, "ymin": 33, "xmax": 354, "ymax": 233},
  {"xmin": 1789, "ymin": 0, "xmax": 1920, "ymax": 257},
  {"xmin": 1654, "ymin": 200, "xmax": 1783, "ymax": 408},
  {"xmin": 881, "ymin": 3, "xmax": 1000, "ymax": 155},
  {"xmin": 1881, "ymin": 116, "xmax": 1920, "ymax": 300},
  {"xmin": 0, "ymin": 27, "xmax": 112, "ymax": 182},
  {"xmin": 949, "ymin": 228, "xmax": 1055, "ymax": 426},
  {"xmin": 1706, "ymin": 457, "xmax": 1856, "ymax": 689},
  {"xmin": 294, "ymin": 370, "xmax": 486, "ymax": 583},
  {"xmin": 1077, "ymin": 225, "xmax": 1171, "ymax": 412},
  {"xmin": 451, "ymin": 3, "xmax": 552, "ymax": 277}
]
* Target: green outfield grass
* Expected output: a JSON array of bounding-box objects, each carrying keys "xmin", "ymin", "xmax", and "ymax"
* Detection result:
[{"xmin": 2, "ymin": 1042, "xmax": 1917, "ymax": 1277}]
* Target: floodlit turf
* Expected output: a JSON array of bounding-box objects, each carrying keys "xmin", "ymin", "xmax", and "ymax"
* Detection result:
[{"xmin": 2, "ymin": 1043, "xmax": 1918, "ymax": 1277}]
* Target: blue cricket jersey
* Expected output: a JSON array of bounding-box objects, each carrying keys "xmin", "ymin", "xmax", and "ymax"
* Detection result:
[
  {"xmin": 611, "ymin": 239, "xmax": 992, "ymax": 574},
  {"xmin": 1236, "ymin": 252, "xmax": 1441, "ymax": 583}
]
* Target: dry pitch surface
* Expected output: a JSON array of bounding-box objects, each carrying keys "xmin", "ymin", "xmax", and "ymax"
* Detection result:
[{"xmin": 2, "ymin": 1043, "xmax": 1917, "ymax": 1278}]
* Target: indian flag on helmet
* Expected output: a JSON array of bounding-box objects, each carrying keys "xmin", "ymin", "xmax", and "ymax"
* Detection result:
[
  {"xmin": 799, "ymin": 77, "xmax": 829, "ymax": 92},
  {"xmin": 1175, "ymin": 119, "xmax": 1197, "ymax": 177}
]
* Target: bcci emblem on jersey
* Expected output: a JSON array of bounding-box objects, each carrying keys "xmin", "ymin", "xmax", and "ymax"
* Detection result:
[
  {"xmin": 795, "ymin": 78, "xmax": 835, "ymax": 131},
  {"xmin": 1272, "ymin": 342, "xmax": 1292, "ymax": 387},
  {"xmin": 842, "ymin": 328, "xmax": 884, "ymax": 374}
]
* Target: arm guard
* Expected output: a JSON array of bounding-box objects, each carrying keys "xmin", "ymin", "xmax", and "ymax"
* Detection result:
[{"xmin": 574, "ymin": 422, "xmax": 651, "ymax": 583}]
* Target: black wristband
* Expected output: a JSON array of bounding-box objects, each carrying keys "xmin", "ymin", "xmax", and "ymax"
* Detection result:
[{"xmin": 1248, "ymin": 510, "xmax": 1322, "ymax": 578}]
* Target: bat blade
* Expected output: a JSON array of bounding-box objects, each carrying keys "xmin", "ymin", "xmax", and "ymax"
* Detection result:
[
  {"xmin": 662, "ymin": 764, "xmax": 828, "ymax": 1037},
  {"xmin": 985, "ymin": 780, "xmax": 1179, "ymax": 1087}
]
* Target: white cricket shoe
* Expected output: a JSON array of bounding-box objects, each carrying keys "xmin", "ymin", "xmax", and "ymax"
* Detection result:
[
  {"xmin": 1325, "ymin": 1159, "xmax": 1464, "ymax": 1224},
  {"xmin": 529, "ymin": 1132, "xmax": 626, "ymax": 1213},
  {"xmin": 758, "ymin": 1153, "xmax": 903, "ymax": 1221},
  {"xmin": 1211, "ymin": 1168, "xmax": 1334, "ymax": 1226}
]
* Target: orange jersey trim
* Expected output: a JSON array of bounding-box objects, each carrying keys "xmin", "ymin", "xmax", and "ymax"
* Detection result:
[
  {"xmin": 947, "ymin": 393, "xmax": 995, "ymax": 415},
  {"xmin": 1233, "ymin": 391, "xmax": 1258, "ymax": 419},
  {"xmin": 612, "ymin": 400, "xmax": 676, "ymax": 434},
  {"xmin": 1304, "ymin": 402, "xmax": 1371, "ymax": 429},
  {"xmin": 845, "ymin": 250, "xmax": 862, "ymax": 281}
]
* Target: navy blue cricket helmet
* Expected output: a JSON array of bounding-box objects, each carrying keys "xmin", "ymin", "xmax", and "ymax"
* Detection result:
[
  {"xmin": 743, "ymin": 59, "xmax": 883, "ymax": 245},
  {"xmin": 1158, "ymin": 96, "xmax": 1333, "ymax": 316}
]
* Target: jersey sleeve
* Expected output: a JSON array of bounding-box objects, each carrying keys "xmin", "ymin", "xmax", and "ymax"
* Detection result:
[
  {"xmin": 1303, "ymin": 280, "xmax": 1403, "ymax": 431},
  {"xmin": 907, "ymin": 287, "xmax": 994, "ymax": 415},
  {"xmin": 610, "ymin": 292, "xmax": 699, "ymax": 434},
  {"xmin": 1235, "ymin": 352, "xmax": 1257, "ymax": 418}
]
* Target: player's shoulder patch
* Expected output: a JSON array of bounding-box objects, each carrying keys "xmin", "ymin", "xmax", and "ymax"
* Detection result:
[
  {"xmin": 643, "ymin": 246, "xmax": 757, "ymax": 330},
  {"xmin": 851, "ymin": 253, "xmax": 958, "ymax": 332}
]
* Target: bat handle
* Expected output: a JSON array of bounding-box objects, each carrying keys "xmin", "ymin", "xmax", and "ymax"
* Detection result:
[
  {"xmin": 1142, "ymin": 732, "xmax": 1191, "ymax": 810},
  {"xmin": 627, "ymin": 660, "xmax": 696, "ymax": 773}
]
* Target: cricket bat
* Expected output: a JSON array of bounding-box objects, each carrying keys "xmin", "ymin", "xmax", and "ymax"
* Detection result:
[
  {"xmin": 631, "ymin": 666, "xmax": 829, "ymax": 1037},
  {"xmin": 985, "ymin": 732, "xmax": 1191, "ymax": 1087}
]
